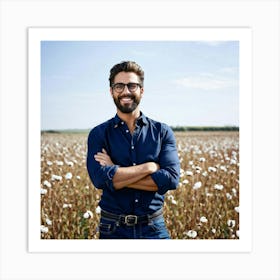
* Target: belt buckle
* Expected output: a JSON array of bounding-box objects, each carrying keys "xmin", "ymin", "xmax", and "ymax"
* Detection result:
[{"xmin": 124, "ymin": 215, "xmax": 138, "ymax": 226}]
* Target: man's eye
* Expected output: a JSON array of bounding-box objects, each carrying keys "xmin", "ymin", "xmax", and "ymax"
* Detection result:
[
  {"xmin": 128, "ymin": 83, "xmax": 137, "ymax": 90},
  {"xmin": 115, "ymin": 84, "xmax": 124, "ymax": 90}
]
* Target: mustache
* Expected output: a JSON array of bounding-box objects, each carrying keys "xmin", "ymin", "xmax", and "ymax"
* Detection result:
[{"xmin": 118, "ymin": 94, "xmax": 135, "ymax": 99}]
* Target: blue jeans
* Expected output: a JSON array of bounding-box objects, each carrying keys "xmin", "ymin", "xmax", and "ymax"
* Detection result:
[{"xmin": 98, "ymin": 215, "xmax": 170, "ymax": 239}]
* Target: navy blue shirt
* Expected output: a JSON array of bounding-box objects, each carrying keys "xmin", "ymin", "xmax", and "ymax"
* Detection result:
[{"xmin": 86, "ymin": 112, "xmax": 180, "ymax": 215}]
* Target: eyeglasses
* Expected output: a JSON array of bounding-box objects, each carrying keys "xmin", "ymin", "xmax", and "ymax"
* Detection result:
[{"xmin": 112, "ymin": 83, "xmax": 141, "ymax": 93}]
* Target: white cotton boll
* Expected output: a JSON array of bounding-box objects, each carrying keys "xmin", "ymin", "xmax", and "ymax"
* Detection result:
[
  {"xmin": 40, "ymin": 225, "xmax": 48, "ymax": 233},
  {"xmin": 95, "ymin": 206, "xmax": 101, "ymax": 214},
  {"xmin": 40, "ymin": 188, "xmax": 47, "ymax": 195},
  {"xmin": 47, "ymin": 161, "xmax": 53, "ymax": 166},
  {"xmin": 199, "ymin": 157, "xmax": 206, "ymax": 162},
  {"xmin": 202, "ymin": 171, "xmax": 208, "ymax": 177},
  {"xmin": 171, "ymin": 199, "xmax": 177, "ymax": 205},
  {"xmin": 168, "ymin": 195, "xmax": 174, "ymax": 201},
  {"xmin": 209, "ymin": 150, "xmax": 217, "ymax": 157},
  {"xmin": 186, "ymin": 230, "xmax": 197, "ymax": 238},
  {"xmin": 63, "ymin": 203, "xmax": 72, "ymax": 209},
  {"xmin": 56, "ymin": 160, "xmax": 64, "ymax": 166},
  {"xmin": 87, "ymin": 210, "xmax": 94, "ymax": 218},
  {"xmin": 208, "ymin": 166, "xmax": 217, "ymax": 172},
  {"xmin": 51, "ymin": 174, "xmax": 62, "ymax": 181},
  {"xmin": 220, "ymin": 166, "xmax": 227, "ymax": 172},
  {"xmin": 234, "ymin": 206, "xmax": 240, "ymax": 213},
  {"xmin": 186, "ymin": 171, "xmax": 193, "ymax": 176},
  {"xmin": 66, "ymin": 161, "xmax": 74, "ymax": 167},
  {"xmin": 43, "ymin": 180, "xmax": 52, "ymax": 188},
  {"xmin": 83, "ymin": 210, "xmax": 93, "ymax": 219},
  {"xmin": 214, "ymin": 184, "xmax": 224, "ymax": 191},
  {"xmin": 226, "ymin": 193, "xmax": 233, "ymax": 200},
  {"xmin": 46, "ymin": 218, "xmax": 52, "ymax": 226},
  {"xmin": 83, "ymin": 212, "xmax": 90, "ymax": 219},
  {"xmin": 232, "ymin": 188, "xmax": 237, "ymax": 196},
  {"xmin": 65, "ymin": 172, "xmax": 72, "ymax": 180},
  {"xmin": 195, "ymin": 166, "xmax": 202, "ymax": 174},
  {"xmin": 227, "ymin": 219, "xmax": 236, "ymax": 228},
  {"xmin": 200, "ymin": 216, "xmax": 208, "ymax": 223},
  {"xmin": 182, "ymin": 179, "xmax": 189, "ymax": 185},
  {"xmin": 193, "ymin": 181, "xmax": 202, "ymax": 190}
]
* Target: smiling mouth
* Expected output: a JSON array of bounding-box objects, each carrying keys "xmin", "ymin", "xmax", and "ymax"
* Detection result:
[
  {"xmin": 114, "ymin": 94, "xmax": 138, "ymax": 113},
  {"xmin": 121, "ymin": 97, "xmax": 132, "ymax": 102},
  {"xmin": 119, "ymin": 96, "xmax": 134, "ymax": 103}
]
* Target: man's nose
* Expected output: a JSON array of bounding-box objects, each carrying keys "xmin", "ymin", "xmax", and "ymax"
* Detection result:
[{"xmin": 123, "ymin": 84, "xmax": 131, "ymax": 93}]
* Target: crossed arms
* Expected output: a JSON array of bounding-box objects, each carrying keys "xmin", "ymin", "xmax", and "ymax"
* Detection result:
[
  {"xmin": 86, "ymin": 125, "xmax": 180, "ymax": 195},
  {"xmin": 94, "ymin": 149, "xmax": 159, "ymax": 191}
]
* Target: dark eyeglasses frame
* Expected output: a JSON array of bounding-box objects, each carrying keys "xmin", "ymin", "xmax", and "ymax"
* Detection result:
[{"xmin": 111, "ymin": 83, "xmax": 142, "ymax": 93}]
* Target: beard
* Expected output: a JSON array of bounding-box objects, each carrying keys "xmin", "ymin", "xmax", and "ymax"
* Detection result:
[{"xmin": 113, "ymin": 94, "xmax": 141, "ymax": 114}]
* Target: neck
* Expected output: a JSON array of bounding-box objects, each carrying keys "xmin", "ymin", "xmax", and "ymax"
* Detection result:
[{"xmin": 117, "ymin": 108, "xmax": 141, "ymax": 133}]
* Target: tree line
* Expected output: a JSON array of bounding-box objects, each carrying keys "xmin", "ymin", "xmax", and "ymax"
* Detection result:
[{"xmin": 171, "ymin": 126, "xmax": 239, "ymax": 132}]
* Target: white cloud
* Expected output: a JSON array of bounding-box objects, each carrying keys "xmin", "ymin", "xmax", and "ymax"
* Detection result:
[
  {"xmin": 219, "ymin": 67, "xmax": 236, "ymax": 73},
  {"xmin": 173, "ymin": 73, "xmax": 237, "ymax": 90}
]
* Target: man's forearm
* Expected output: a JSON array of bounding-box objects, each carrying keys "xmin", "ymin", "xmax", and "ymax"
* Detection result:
[
  {"xmin": 113, "ymin": 162, "xmax": 159, "ymax": 190},
  {"xmin": 126, "ymin": 175, "xmax": 158, "ymax": 191}
]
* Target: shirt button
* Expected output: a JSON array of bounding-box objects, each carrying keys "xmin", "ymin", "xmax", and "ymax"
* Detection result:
[
  {"xmin": 121, "ymin": 122, "xmax": 124, "ymax": 125},
  {"xmin": 135, "ymin": 199, "xmax": 139, "ymax": 203},
  {"xmin": 126, "ymin": 129, "xmax": 129, "ymax": 133},
  {"xmin": 133, "ymin": 163, "xmax": 136, "ymax": 166},
  {"xmin": 131, "ymin": 146, "xmax": 134, "ymax": 149}
]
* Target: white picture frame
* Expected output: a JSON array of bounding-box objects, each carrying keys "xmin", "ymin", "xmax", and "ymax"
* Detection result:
[
  {"xmin": 29, "ymin": 27, "xmax": 252, "ymax": 253},
  {"xmin": 1, "ymin": 1, "xmax": 279, "ymax": 279}
]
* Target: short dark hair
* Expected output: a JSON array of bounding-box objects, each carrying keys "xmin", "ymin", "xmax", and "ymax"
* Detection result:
[{"xmin": 109, "ymin": 61, "xmax": 144, "ymax": 87}]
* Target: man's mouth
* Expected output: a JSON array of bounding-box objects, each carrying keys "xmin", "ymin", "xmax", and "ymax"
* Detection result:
[
  {"xmin": 114, "ymin": 94, "xmax": 139, "ymax": 113},
  {"xmin": 119, "ymin": 96, "xmax": 134, "ymax": 103}
]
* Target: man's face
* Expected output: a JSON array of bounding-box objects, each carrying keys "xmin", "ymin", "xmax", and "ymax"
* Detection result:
[{"xmin": 110, "ymin": 71, "xmax": 144, "ymax": 114}]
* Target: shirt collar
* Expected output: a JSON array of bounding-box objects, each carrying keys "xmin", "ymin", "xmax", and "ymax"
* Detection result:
[
  {"xmin": 137, "ymin": 112, "xmax": 148, "ymax": 126},
  {"xmin": 112, "ymin": 112, "xmax": 148, "ymax": 128},
  {"xmin": 112, "ymin": 114, "xmax": 122, "ymax": 126}
]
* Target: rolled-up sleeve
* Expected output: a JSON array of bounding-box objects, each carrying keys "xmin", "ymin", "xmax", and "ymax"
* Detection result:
[
  {"xmin": 151, "ymin": 125, "xmax": 180, "ymax": 195},
  {"xmin": 86, "ymin": 127, "xmax": 118, "ymax": 192}
]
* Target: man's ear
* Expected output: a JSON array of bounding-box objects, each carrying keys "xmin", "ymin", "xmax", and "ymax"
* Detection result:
[
  {"xmin": 110, "ymin": 87, "xmax": 113, "ymax": 97},
  {"xmin": 140, "ymin": 87, "xmax": 144, "ymax": 96}
]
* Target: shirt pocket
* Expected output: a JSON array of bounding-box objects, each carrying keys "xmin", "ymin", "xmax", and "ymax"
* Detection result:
[{"xmin": 98, "ymin": 218, "xmax": 118, "ymax": 235}]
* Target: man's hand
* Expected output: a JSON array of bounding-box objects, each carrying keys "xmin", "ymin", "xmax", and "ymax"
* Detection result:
[
  {"xmin": 146, "ymin": 162, "xmax": 160, "ymax": 173},
  {"xmin": 94, "ymin": 149, "xmax": 114, "ymax": 166}
]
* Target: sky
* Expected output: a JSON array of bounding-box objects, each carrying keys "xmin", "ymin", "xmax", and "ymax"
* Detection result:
[{"xmin": 41, "ymin": 40, "xmax": 239, "ymax": 130}]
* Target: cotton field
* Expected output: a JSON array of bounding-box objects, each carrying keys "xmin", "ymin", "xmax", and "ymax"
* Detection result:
[{"xmin": 40, "ymin": 131, "xmax": 239, "ymax": 239}]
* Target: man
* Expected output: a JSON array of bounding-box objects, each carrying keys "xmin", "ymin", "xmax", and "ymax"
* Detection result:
[{"xmin": 86, "ymin": 61, "xmax": 180, "ymax": 239}]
